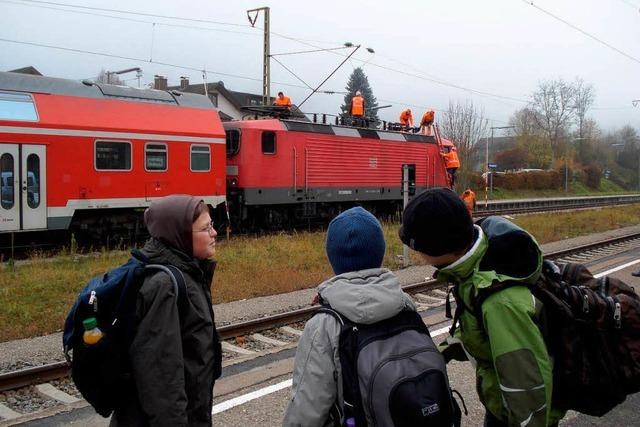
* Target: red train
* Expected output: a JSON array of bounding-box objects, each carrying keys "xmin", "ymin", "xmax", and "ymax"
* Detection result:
[
  {"xmin": 0, "ymin": 71, "xmax": 455, "ymax": 241},
  {"xmin": 224, "ymin": 117, "xmax": 453, "ymax": 229},
  {"xmin": 0, "ymin": 71, "xmax": 226, "ymax": 242}
]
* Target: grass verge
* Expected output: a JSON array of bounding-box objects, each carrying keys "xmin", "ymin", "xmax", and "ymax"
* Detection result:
[{"xmin": 1, "ymin": 204, "xmax": 640, "ymax": 342}]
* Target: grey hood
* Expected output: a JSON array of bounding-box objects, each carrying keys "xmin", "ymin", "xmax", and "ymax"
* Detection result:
[{"xmin": 318, "ymin": 268, "xmax": 416, "ymax": 325}]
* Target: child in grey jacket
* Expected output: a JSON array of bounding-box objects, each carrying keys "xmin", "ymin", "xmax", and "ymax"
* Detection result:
[{"xmin": 282, "ymin": 207, "xmax": 416, "ymax": 427}]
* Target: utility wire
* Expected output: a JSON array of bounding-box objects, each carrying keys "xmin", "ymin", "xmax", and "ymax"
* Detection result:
[
  {"xmin": 270, "ymin": 56, "xmax": 313, "ymax": 90},
  {"xmin": 270, "ymin": 46, "xmax": 353, "ymax": 57},
  {"xmin": 9, "ymin": 0, "xmax": 249, "ymax": 27},
  {"xmin": 0, "ymin": 0, "xmax": 259, "ymax": 36},
  {"xmin": 6, "ymin": 0, "xmax": 635, "ymax": 111},
  {"xmin": 522, "ymin": 1, "xmax": 640, "ymax": 65},
  {"xmin": 0, "ymin": 36, "xmax": 345, "ymax": 95},
  {"xmin": 7, "ymin": 0, "xmax": 535, "ymax": 105}
]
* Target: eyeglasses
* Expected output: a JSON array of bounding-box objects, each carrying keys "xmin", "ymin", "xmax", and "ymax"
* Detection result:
[{"xmin": 193, "ymin": 221, "xmax": 215, "ymax": 234}]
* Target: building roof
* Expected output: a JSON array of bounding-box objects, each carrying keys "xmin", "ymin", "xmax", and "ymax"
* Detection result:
[
  {"xmin": 8, "ymin": 66, "xmax": 43, "ymax": 76},
  {"xmin": 0, "ymin": 72, "xmax": 215, "ymax": 109}
]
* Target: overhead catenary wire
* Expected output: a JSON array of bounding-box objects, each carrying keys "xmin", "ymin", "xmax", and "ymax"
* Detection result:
[
  {"xmin": 521, "ymin": 0, "xmax": 640, "ymax": 65},
  {"xmin": 5, "ymin": 0, "xmax": 635, "ymax": 113},
  {"xmin": 0, "ymin": 36, "xmax": 345, "ymax": 95},
  {"xmin": 0, "ymin": 0, "xmax": 260, "ymax": 37},
  {"xmin": 1, "ymin": 0, "xmax": 548, "ymax": 106}
]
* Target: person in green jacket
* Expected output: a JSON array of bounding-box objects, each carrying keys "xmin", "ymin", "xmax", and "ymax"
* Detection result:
[{"xmin": 399, "ymin": 187, "xmax": 564, "ymax": 427}]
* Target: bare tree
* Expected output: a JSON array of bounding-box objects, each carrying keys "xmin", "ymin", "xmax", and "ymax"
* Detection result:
[
  {"xmin": 438, "ymin": 100, "xmax": 488, "ymax": 170},
  {"xmin": 509, "ymin": 107, "xmax": 543, "ymax": 137},
  {"xmin": 94, "ymin": 69, "xmax": 124, "ymax": 85},
  {"xmin": 531, "ymin": 78, "xmax": 576, "ymax": 161},
  {"xmin": 573, "ymin": 77, "xmax": 595, "ymax": 139}
]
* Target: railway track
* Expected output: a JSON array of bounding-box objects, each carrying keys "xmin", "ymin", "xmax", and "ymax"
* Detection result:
[
  {"xmin": 1, "ymin": 194, "xmax": 639, "ymax": 259},
  {"xmin": 1, "ymin": 230, "xmax": 639, "ymax": 424}
]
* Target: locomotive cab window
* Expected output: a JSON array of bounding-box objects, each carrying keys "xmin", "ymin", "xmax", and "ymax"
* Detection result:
[
  {"xmin": 0, "ymin": 92, "xmax": 38, "ymax": 121},
  {"xmin": 95, "ymin": 141, "xmax": 131, "ymax": 171},
  {"xmin": 145, "ymin": 143, "xmax": 168, "ymax": 171},
  {"xmin": 262, "ymin": 131, "xmax": 276, "ymax": 154},
  {"xmin": 226, "ymin": 129, "xmax": 240, "ymax": 156},
  {"xmin": 191, "ymin": 145, "xmax": 210, "ymax": 172}
]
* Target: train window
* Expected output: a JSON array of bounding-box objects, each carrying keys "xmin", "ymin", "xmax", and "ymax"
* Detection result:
[
  {"xmin": 95, "ymin": 141, "xmax": 132, "ymax": 171},
  {"xmin": 226, "ymin": 130, "xmax": 240, "ymax": 156},
  {"xmin": 262, "ymin": 131, "xmax": 276, "ymax": 154},
  {"xmin": 145, "ymin": 143, "xmax": 168, "ymax": 171},
  {"xmin": 26, "ymin": 154, "xmax": 40, "ymax": 209},
  {"xmin": 0, "ymin": 154, "xmax": 14, "ymax": 209},
  {"xmin": 191, "ymin": 145, "xmax": 210, "ymax": 171},
  {"xmin": 0, "ymin": 92, "xmax": 38, "ymax": 121}
]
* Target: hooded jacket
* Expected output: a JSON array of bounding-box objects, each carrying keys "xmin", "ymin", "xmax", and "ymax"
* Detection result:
[
  {"xmin": 110, "ymin": 196, "xmax": 221, "ymax": 427},
  {"xmin": 438, "ymin": 216, "xmax": 563, "ymax": 427},
  {"xmin": 282, "ymin": 268, "xmax": 416, "ymax": 427}
]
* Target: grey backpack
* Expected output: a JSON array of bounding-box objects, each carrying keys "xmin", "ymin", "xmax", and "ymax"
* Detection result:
[{"xmin": 318, "ymin": 307, "xmax": 463, "ymax": 427}]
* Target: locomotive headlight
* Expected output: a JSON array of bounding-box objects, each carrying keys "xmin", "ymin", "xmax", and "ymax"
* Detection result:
[{"xmin": 229, "ymin": 178, "xmax": 238, "ymax": 187}]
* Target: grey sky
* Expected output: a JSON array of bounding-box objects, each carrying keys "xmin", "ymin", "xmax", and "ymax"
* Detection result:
[{"xmin": 1, "ymin": 0, "xmax": 639, "ymax": 133}]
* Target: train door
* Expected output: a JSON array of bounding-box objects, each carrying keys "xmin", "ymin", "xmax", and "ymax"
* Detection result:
[
  {"xmin": 0, "ymin": 144, "xmax": 19, "ymax": 231},
  {"xmin": 0, "ymin": 144, "xmax": 46, "ymax": 231},
  {"xmin": 401, "ymin": 164, "xmax": 416, "ymax": 196},
  {"xmin": 21, "ymin": 145, "xmax": 47, "ymax": 230}
]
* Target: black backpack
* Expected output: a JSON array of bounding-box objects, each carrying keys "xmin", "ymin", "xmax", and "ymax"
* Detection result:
[
  {"xmin": 62, "ymin": 249, "xmax": 187, "ymax": 417},
  {"xmin": 318, "ymin": 307, "xmax": 464, "ymax": 427},
  {"xmin": 448, "ymin": 254, "xmax": 640, "ymax": 417}
]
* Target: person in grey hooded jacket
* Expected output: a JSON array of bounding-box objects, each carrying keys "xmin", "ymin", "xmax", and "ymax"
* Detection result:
[
  {"xmin": 283, "ymin": 207, "xmax": 416, "ymax": 427},
  {"xmin": 110, "ymin": 195, "xmax": 222, "ymax": 427}
]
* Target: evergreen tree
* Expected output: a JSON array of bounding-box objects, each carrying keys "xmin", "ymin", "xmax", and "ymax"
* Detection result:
[{"xmin": 340, "ymin": 67, "xmax": 379, "ymax": 121}]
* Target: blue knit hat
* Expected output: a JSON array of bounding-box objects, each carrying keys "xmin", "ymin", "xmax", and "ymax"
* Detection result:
[{"xmin": 326, "ymin": 207, "xmax": 386, "ymax": 275}]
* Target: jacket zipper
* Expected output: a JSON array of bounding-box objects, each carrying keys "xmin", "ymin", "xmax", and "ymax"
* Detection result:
[{"xmin": 366, "ymin": 346, "xmax": 438, "ymax": 426}]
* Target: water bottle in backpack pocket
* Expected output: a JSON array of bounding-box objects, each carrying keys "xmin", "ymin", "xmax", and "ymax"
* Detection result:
[{"xmin": 62, "ymin": 250, "xmax": 186, "ymax": 417}]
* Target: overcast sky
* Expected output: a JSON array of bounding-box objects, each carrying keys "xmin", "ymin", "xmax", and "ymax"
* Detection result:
[{"xmin": 1, "ymin": 0, "xmax": 639, "ymax": 133}]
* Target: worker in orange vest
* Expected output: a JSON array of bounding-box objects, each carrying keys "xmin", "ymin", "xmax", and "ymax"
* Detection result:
[
  {"xmin": 350, "ymin": 90, "xmax": 366, "ymax": 127},
  {"xmin": 273, "ymin": 91, "xmax": 292, "ymax": 117},
  {"xmin": 399, "ymin": 108, "xmax": 414, "ymax": 129},
  {"xmin": 441, "ymin": 146, "xmax": 461, "ymax": 187},
  {"xmin": 420, "ymin": 110, "xmax": 435, "ymax": 136},
  {"xmin": 350, "ymin": 91, "xmax": 365, "ymax": 117},
  {"xmin": 461, "ymin": 188, "xmax": 477, "ymax": 217}
]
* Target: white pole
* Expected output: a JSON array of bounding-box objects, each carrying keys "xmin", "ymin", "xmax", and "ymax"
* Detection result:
[{"xmin": 402, "ymin": 165, "xmax": 409, "ymax": 267}]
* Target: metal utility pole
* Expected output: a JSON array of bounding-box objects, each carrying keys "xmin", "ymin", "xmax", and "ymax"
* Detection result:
[
  {"xmin": 247, "ymin": 7, "xmax": 270, "ymax": 106},
  {"xmin": 402, "ymin": 165, "xmax": 410, "ymax": 267},
  {"xmin": 485, "ymin": 125, "xmax": 514, "ymax": 206},
  {"xmin": 105, "ymin": 67, "xmax": 142, "ymax": 86}
]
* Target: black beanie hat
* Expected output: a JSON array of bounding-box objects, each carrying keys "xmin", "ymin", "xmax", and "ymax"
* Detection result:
[{"xmin": 399, "ymin": 187, "xmax": 474, "ymax": 256}]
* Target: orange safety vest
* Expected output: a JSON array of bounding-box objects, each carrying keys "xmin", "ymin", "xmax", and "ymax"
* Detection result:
[
  {"xmin": 461, "ymin": 190, "xmax": 476, "ymax": 214},
  {"xmin": 442, "ymin": 150, "xmax": 461, "ymax": 169},
  {"xmin": 399, "ymin": 109, "xmax": 413, "ymax": 125},
  {"xmin": 421, "ymin": 111, "xmax": 435, "ymax": 126},
  {"xmin": 351, "ymin": 96, "xmax": 365, "ymax": 117},
  {"xmin": 274, "ymin": 96, "xmax": 292, "ymax": 107}
]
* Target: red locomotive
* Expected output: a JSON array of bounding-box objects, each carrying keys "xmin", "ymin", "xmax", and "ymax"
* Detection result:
[
  {"xmin": 0, "ymin": 71, "xmax": 226, "ymax": 242},
  {"xmin": 224, "ymin": 117, "xmax": 454, "ymax": 229}
]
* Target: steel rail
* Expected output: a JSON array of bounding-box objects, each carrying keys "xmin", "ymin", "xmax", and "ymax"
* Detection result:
[{"xmin": 1, "ymin": 230, "xmax": 639, "ymax": 393}]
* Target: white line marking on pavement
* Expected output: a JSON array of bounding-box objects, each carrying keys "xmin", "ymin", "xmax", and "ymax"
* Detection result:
[
  {"xmin": 212, "ymin": 379, "xmax": 293, "ymax": 415},
  {"xmin": 209, "ymin": 259, "xmax": 640, "ymax": 416},
  {"xmin": 211, "ymin": 325, "xmax": 451, "ymax": 416},
  {"xmin": 594, "ymin": 259, "xmax": 640, "ymax": 278}
]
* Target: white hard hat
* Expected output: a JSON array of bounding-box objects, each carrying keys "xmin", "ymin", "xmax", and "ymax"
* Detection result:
[{"xmin": 355, "ymin": 90, "xmax": 362, "ymax": 96}]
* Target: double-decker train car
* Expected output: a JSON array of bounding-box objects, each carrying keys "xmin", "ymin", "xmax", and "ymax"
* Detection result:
[
  {"xmin": 0, "ymin": 72, "xmax": 226, "ymax": 243},
  {"xmin": 224, "ymin": 118, "xmax": 453, "ymax": 229}
]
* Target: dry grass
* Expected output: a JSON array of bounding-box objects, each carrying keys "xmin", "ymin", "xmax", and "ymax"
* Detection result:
[
  {"xmin": 1, "ymin": 204, "xmax": 639, "ymax": 342},
  {"xmin": 511, "ymin": 204, "xmax": 640, "ymax": 244}
]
